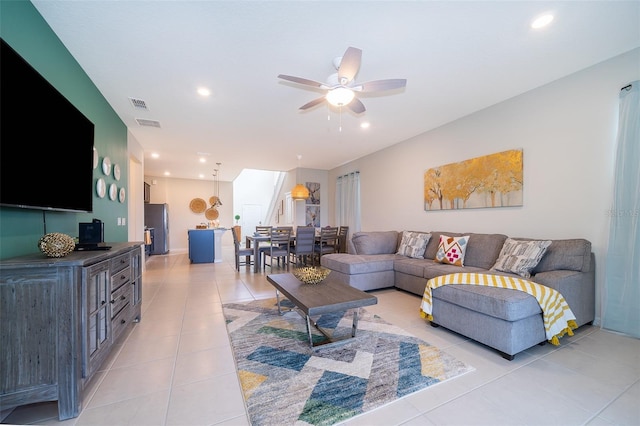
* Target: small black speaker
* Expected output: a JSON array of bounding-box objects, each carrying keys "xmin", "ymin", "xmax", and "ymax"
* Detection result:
[{"xmin": 79, "ymin": 220, "xmax": 104, "ymax": 244}]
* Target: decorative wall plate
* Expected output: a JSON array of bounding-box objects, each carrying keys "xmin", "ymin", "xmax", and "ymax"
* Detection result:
[
  {"xmin": 93, "ymin": 147, "xmax": 99, "ymax": 169},
  {"xmin": 109, "ymin": 183, "xmax": 117, "ymax": 201},
  {"xmin": 102, "ymin": 156, "xmax": 112, "ymax": 176},
  {"xmin": 96, "ymin": 178, "xmax": 106, "ymax": 198},
  {"xmin": 119, "ymin": 187, "xmax": 126, "ymax": 203},
  {"xmin": 189, "ymin": 198, "xmax": 207, "ymax": 213},
  {"xmin": 113, "ymin": 163, "xmax": 121, "ymax": 181}
]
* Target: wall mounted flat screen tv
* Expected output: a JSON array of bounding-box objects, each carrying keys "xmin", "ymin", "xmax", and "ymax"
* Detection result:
[{"xmin": 0, "ymin": 38, "xmax": 95, "ymax": 213}]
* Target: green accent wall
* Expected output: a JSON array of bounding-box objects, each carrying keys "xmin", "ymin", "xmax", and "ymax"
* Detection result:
[{"xmin": 0, "ymin": 0, "xmax": 129, "ymax": 259}]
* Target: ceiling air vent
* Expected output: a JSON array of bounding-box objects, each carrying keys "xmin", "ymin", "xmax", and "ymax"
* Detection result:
[
  {"xmin": 129, "ymin": 97, "xmax": 149, "ymax": 110},
  {"xmin": 135, "ymin": 118, "xmax": 161, "ymax": 128}
]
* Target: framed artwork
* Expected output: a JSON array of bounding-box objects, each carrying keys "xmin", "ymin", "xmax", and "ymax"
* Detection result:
[
  {"xmin": 305, "ymin": 205, "xmax": 320, "ymax": 227},
  {"xmin": 424, "ymin": 149, "xmax": 523, "ymax": 211},
  {"xmin": 306, "ymin": 182, "xmax": 320, "ymax": 204}
]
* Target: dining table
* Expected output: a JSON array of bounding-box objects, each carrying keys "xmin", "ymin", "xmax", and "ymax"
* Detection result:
[{"xmin": 245, "ymin": 234, "xmax": 272, "ymax": 273}]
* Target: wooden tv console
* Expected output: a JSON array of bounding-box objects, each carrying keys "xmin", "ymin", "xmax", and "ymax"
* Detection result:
[{"xmin": 0, "ymin": 243, "xmax": 143, "ymax": 420}]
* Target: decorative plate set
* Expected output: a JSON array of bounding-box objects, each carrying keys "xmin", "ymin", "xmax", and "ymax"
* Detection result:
[{"xmin": 94, "ymin": 147, "xmax": 125, "ymax": 203}]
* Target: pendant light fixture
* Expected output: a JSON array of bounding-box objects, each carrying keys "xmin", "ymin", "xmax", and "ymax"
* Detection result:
[
  {"xmin": 211, "ymin": 162, "xmax": 222, "ymax": 207},
  {"xmin": 291, "ymin": 155, "xmax": 309, "ymax": 201}
]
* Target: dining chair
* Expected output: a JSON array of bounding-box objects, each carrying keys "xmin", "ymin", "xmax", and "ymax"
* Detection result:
[
  {"xmin": 272, "ymin": 226, "xmax": 293, "ymax": 266},
  {"xmin": 337, "ymin": 226, "xmax": 349, "ymax": 253},
  {"xmin": 255, "ymin": 225, "xmax": 272, "ymax": 236},
  {"xmin": 254, "ymin": 225, "xmax": 273, "ymax": 269},
  {"xmin": 313, "ymin": 226, "xmax": 339, "ymax": 263},
  {"xmin": 291, "ymin": 226, "xmax": 316, "ymax": 266},
  {"xmin": 263, "ymin": 227, "xmax": 292, "ymax": 271},
  {"xmin": 232, "ymin": 225, "xmax": 254, "ymax": 271},
  {"xmin": 275, "ymin": 226, "xmax": 294, "ymax": 246}
]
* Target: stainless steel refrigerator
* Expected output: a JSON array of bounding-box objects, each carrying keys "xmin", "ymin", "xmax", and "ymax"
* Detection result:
[{"xmin": 144, "ymin": 203, "xmax": 170, "ymax": 254}]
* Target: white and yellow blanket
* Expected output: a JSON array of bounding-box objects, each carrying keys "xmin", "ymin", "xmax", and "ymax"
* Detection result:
[{"xmin": 420, "ymin": 273, "xmax": 577, "ymax": 346}]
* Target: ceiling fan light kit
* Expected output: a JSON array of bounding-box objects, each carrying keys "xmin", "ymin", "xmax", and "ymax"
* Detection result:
[
  {"xmin": 326, "ymin": 87, "xmax": 355, "ymax": 107},
  {"xmin": 278, "ymin": 46, "xmax": 406, "ymax": 115}
]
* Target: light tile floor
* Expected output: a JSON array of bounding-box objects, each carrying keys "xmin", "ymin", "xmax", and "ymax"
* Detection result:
[{"xmin": 3, "ymin": 248, "xmax": 639, "ymax": 426}]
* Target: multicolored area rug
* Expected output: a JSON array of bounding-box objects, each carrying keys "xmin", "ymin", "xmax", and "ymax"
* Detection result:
[{"xmin": 223, "ymin": 298, "xmax": 474, "ymax": 426}]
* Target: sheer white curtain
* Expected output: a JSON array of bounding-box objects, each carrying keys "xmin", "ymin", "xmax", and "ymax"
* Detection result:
[
  {"xmin": 335, "ymin": 171, "xmax": 361, "ymax": 233},
  {"xmin": 602, "ymin": 80, "xmax": 639, "ymax": 338}
]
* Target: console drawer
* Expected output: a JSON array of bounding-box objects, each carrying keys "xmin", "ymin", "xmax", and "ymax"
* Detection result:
[
  {"xmin": 111, "ymin": 302, "xmax": 131, "ymax": 342},
  {"xmin": 111, "ymin": 266, "xmax": 130, "ymax": 292},
  {"xmin": 110, "ymin": 281, "xmax": 130, "ymax": 319},
  {"xmin": 110, "ymin": 253, "xmax": 130, "ymax": 274}
]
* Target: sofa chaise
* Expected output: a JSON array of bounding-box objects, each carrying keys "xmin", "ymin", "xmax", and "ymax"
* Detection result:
[{"xmin": 321, "ymin": 230, "xmax": 595, "ymax": 360}]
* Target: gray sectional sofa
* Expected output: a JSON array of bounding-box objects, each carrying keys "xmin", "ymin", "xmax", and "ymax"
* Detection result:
[{"xmin": 321, "ymin": 230, "xmax": 595, "ymax": 360}]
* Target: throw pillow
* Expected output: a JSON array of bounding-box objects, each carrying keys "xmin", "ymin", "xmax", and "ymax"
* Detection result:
[
  {"xmin": 434, "ymin": 235, "xmax": 469, "ymax": 266},
  {"xmin": 491, "ymin": 238, "xmax": 552, "ymax": 278},
  {"xmin": 396, "ymin": 231, "xmax": 431, "ymax": 258},
  {"xmin": 351, "ymin": 231, "xmax": 399, "ymax": 255}
]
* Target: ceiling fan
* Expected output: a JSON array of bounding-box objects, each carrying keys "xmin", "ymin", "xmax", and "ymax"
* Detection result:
[{"xmin": 277, "ymin": 46, "xmax": 406, "ymax": 114}]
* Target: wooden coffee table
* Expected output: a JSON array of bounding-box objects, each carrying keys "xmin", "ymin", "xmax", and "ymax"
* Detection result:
[{"xmin": 266, "ymin": 273, "xmax": 378, "ymax": 348}]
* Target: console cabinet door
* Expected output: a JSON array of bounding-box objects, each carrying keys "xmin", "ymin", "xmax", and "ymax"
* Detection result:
[
  {"xmin": 130, "ymin": 249, "xmax": 143, "ymax": 320},
  {"xmin": 83, "ymin": 261, "xmax": 110, "ymax": 378}
]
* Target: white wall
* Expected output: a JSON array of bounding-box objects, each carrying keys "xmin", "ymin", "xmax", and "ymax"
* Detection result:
[
  {"xmin": 141, "ymin": 168, "xmax": 329, "ymax": 253},
  {"xmin": 144, "ymin": 176, "xmax": 234, "ymax": 251},
  {"xmin": 233, "ymin": 169, "xmax": 281, "ymax": 238},
  {"xmin": 281, "ymin": 168, "xmax": 329, "ymax": 227},
  {"xmin": 328, "ymin": 48, "xmax": 640, "ymax": 324},
  {"xmin": 127, "ymin": 130, "xmax": 145, "ymax": 244}
]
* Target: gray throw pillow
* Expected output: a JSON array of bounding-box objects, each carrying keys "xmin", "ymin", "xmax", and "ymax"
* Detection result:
[
  {"xmin": 491, "ymin": 238, "xmax": 552, "ymax": 279},
  {"xmin": 396, "ymin": 231, "xmax": 431, "ymax": 258},
  {"xmin": 352, "ymin": 231, "xmax": 399, "ymax": 255}
]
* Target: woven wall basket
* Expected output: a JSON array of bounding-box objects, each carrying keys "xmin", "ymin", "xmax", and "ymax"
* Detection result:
[{"xmin": 190, "ymin": 198, "xmax": 207, "ymax": 213}]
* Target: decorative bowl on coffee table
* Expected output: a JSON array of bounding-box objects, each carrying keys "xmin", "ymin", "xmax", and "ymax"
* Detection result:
[{"xmin": 293, "ymin": 266, "xmax": 331, "ymax": 285}]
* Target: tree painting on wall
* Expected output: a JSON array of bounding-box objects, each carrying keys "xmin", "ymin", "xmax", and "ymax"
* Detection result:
[
  {"xmin": 424, "ymin": 149, "xmax": 523, "ymax": 211},
  {"xmin": 305, "ymin": 206, "xmax": 320, "ymax": 227},
  {"xmin": 306, "ymin": 182, "xmax": 320, "ymax": 204}
]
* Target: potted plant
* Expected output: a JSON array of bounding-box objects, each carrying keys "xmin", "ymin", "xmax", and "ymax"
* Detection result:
[{"xmin": 234, "ymin": 214, "xmax": 240, "ymax": 225}]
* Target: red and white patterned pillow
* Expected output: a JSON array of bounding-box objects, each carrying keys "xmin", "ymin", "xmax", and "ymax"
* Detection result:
[{"xmin": 434, "ymin": 235, "xmax": 470, "ymax": 266}]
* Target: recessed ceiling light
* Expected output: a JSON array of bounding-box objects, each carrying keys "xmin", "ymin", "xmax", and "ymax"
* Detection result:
[
  {"xmin": 164, "ymin": 171, "xmax": 170, "ymax": 176},
  {"xmin": 151, "ymin": 152, "xmax": 160, "ymax": 159},
  {"xmin": 531, "ymin": 14, "xmax": 554, "ymax": 29},
  {"xmin": 360, "ymin": 122, "xmax": 370, "ymax": 129},
  {"xmin": 199, "ymin": 157, "xmax": 207, "ymax": 163},
  {"xmin": 198, "ymin": 174, "xmax": 205, "ymax": 179},
  {"xmin": 197, "ymin": 87, "xmax": 211, "ymax": 97}
]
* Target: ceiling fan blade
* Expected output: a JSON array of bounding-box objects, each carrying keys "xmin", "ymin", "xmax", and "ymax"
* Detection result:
[
  {"xmin": 337, "ymin": 47, "xmax": 362, "ymax": 84},
  {"xmin": 278, "ymin": 74, "xmax": 326, "ymax": 88},
  {"xmin": 353, "ymin": 79, "xmax": 407, "ymax": 92},
  {"xmin": 299, "ymin": 97, "xmax": 326, "ymax": 110},
  {"xmin": 346, "ymin": 98, "xmax": 366, "ymax": 114}
]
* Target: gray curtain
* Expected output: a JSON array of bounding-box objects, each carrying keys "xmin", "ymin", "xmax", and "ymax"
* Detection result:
[
  {"xmin": 602, "ymin": 81, "xmax": 639, "ymax": 338},
  {"xmin": 335, "ymin": 171, "xmax": 361, "ymax": 233}
]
